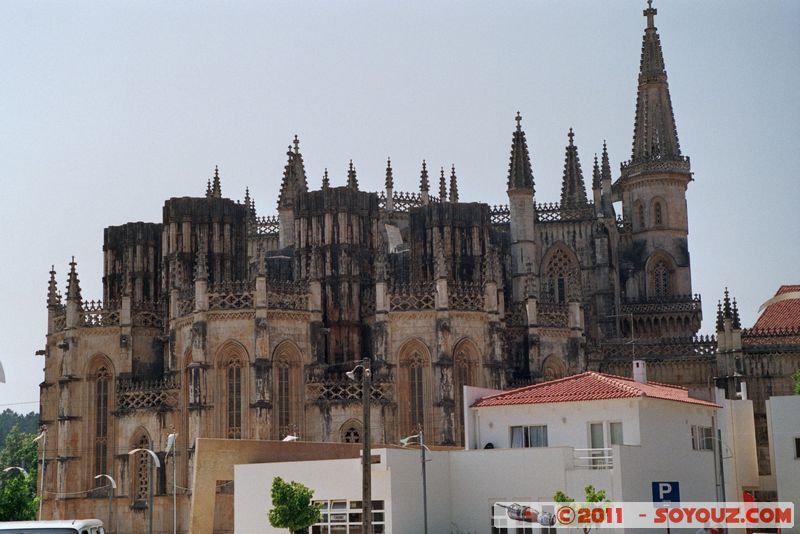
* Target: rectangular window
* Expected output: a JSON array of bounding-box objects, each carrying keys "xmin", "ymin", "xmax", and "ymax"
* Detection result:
[
  {"xmin": 312, "ymin": 499, "xmax": 385, "ymax": 533},
  {"xmin": 609, "ymin": 422, "xmax": 623, "ymax": 445},
  {"xmin": 691, "ymin": 425, "xmax": 713, "ymax": 450},
  {"xmin": 794, "ymin": 437, "xmax": 800, "ymax": 459},
  {"xmin": 509, "ymin": 425, "xmax": 548, "ymax": 448}
]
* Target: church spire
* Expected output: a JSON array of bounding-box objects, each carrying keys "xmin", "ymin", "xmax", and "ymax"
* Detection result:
[
  {"xmin": 601, "ymin": 140, "xmax": 612, "ymax": 182},
  {"xmin": 347, "ymin": 160, "xmax": 358, "ymax": 190},
  {"xmin": 449, "ymin": 164, "xmax": 459, "ymax": 202},
  {"xmin": 419, "ymin": 160, "xmax": 430, "ymax": 204},
  {"xmin": 592, "ymin": 154, "xmax": 601, "ymax": 190},
  {"xmin": 322, "ymin": 168, "xmax": 330, "ymax": 190},
  {"xmin": 211, "ymin": 166, "xmax": 222, "ymax": 198},
  {"xmin": 507, "ymin": 111, "xmax": 535, "ymax": 194},
  {"xmin": 278, "ymin": 136, "xmax": 308, "ymax": 209},
  {"xmin": 47, "ymin": 266, "xmax": 61, "ymax": 308},
  {"xmin": 630, "ymin": 0, "xmax": 683, "ymax": 164},
  {"xmin": 560, "ymin": 128, "xmax": 588, "ymax": 208},
  {"xmin": 439, "ymin": 167, "xmax": 447, "ymax": 201},
  {"xmin": 66, "ymin": 257, "xmax": 82, "ymax": 303},
  {"xmin": 385, "ymin": 158, "xmax": 394, "ymax": 191}
]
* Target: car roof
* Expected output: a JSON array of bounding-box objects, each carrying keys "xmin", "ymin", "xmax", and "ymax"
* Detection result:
[{"xmin": 0, "ymin": 519, "xmax": 103, "ymax": 528}]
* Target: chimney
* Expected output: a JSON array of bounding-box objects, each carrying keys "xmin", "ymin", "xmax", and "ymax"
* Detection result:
[{"xmin": 633, "ymin": 360, "xmax": 647, "ymax": 384}]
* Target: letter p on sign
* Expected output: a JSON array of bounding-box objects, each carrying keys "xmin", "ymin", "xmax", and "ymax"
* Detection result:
[{"xmin": 652, "ymin": 481, "xmax": 680, "ymax": 505}]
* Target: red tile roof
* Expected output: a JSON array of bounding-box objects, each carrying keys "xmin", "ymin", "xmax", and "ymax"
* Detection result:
[
  {"xmin": 472, "ymin": 371, "xmax": 719, "ymax": 408},
  {"xmin": 751, "ymin": 285, "xmax": 800, "ymax": 331}
]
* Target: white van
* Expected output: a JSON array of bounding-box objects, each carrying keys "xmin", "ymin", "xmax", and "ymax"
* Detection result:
[{"xmin": 0, "ymin": 520, "xmax": 105, "ymax": 534}]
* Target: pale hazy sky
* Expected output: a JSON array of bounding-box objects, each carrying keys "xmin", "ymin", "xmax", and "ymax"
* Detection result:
[{"xmin": 1, "ymin": 1, "xmax": 798, "ymax": 412}]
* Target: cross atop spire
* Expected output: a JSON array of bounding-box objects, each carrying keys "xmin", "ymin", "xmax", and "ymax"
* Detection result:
[
  {"xmin": 567, "ymin": 127, "xmax": 575, "ymax": 145},
  {"xmin": 644, "ymin": 0, "xmax": 657, "ymax": 29},
  {"xmin": 292, "ymin": 134, "xmax": 300, "ymax": 154},
  {"xmin": 507, "ymin": 112, "xmax": 535, "ymax": 194}
]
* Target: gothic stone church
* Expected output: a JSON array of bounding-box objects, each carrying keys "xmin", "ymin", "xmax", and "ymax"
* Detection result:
[{"xmin": 38, "ymin": 3, "xmax": 799, "ymax": 528}]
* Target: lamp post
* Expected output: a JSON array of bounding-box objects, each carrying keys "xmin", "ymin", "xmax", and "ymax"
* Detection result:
[
  {"xmin": 2, "ymin": 466, "xmax": 29, "ymax": 477},
  {"xmin": 165, "ymin": 433, "xmax": 177, "ymax": 534},
  {"xmin": 346, "ymin": 359, "xmax": 372, "ymax": 534},
  {"xmin": 94, "ymin": 474, "xmax": 117, "ymax": 533},
  {"xmin": 128, "ymin": 447, "xmax": 161, "ymax": 534},
  {"xmin": 400, "ymin": 431, "xmax": 429, "ymax": 534},
  {"xmin": 33, "ymin": 427, "xmax": 47, "ymax": 520}
]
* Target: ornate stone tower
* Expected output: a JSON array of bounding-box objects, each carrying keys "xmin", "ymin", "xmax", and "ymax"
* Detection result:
[
  {"xmin": 506, "ymin": 112, "xmax": 536, "ymax": 302},
  {"xmin": 616, "ymin": 1, "xmax": 698, "ymax": 337}
]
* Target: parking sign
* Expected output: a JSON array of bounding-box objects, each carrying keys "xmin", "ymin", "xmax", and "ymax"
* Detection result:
[{"xmin": 652, "ymin": 481, "xmax": 680, "ymax": 506}]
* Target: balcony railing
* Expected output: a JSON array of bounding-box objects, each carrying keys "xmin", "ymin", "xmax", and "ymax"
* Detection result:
[{"xmin": 573, "ymin": 447, "xmax": 614, "ymax": 469}]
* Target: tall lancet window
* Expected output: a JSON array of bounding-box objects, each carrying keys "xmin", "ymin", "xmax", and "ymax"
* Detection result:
[
  {"xmin": 452, "ymin": 351, "xmax": 472, "ymax": 445},
  {"xmin": 133, "ymin": 433, "xmax": 150, "ymax": 502},
  {"xmin": 653, "ymin": 261, "xmax": 670, "ymax": 297},
  {"xmin": 94, "ymin": 367, "xmax": 110, "ymax": 484},
  {"xmin": 408, "ymin": 352, "xmax": 425, "ymax": 431},
  {"xmin": 276, "ymin": 360, "xmax": 291, "ymax": 438},
  {"xmin": 226, "ymin": 358, "xmax": 242, "ymax": 439}
]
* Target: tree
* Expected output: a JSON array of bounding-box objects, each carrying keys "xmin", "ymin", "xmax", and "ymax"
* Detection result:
[
  {"xmin": 554, "ymin": 485, "xmax": 609, "ymax": 534},
  {"xmin": 268, "ymin": 476, "xmax": 321, "ymax": 533},
  {"xmin": 793, "ymin": 369, "xmax": 800, "ymax": 395},
  {"xmin": 0, "ymin": 425, "xmax": 39, "ymax": 521},
  {"xmin": 0, "ymin": 409, "xmax": 39, "ymax": 446}
]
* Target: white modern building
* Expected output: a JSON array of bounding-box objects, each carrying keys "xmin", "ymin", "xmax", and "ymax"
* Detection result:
[
  {"xmin": 765, "ymin": 395, "xmax": 800, "ymax": 509},
  {"xmin": 234, "ymin": 363, "xmax": 768, "ymax": 533}
]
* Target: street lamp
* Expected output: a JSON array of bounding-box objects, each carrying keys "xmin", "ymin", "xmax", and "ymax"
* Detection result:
[
  {"xmin": 346, "ymin": 359, "xmax": 372, "ymax": 534},
  {"xmin": 3, "ymin": 466, "xmax": 29, "ymax": 477},
  {"xmin": 128, "ymin": 447, "xmax": 161, "ymax": 534},
  {"xmin": 165, "ymin": 433, "xmax": 178, "ymax": 534},
  {"xmin": 400, "ymin": 431, "xmax": 430, "ymax": 534},
  {"xmin": 94, "ymin": 474, "xmax": 117, "ymax": 533},
  {"xmin": 33, "ymin": 427, "xmax": 47, "ymax": 520}
]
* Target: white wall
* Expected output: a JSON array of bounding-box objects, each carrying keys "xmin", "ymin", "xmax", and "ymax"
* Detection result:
[
  {"xmin": 234, "ymin": 451, "xmax": 396, "ymax": 534},
  {"xmin": 471, "ymin": 398, "xmax": 642, "ymax": 450},
  {"xmin": 766, "ymin": 395, "xmax": 800, "ymax": 507},
  {"xmin": 716, "ymin": 390, "xmax": 759, "ymax": 502}
]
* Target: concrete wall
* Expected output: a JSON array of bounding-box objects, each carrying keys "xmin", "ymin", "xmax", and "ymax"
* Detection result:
[
  {"xmin": 766, "ymin": 396, "xmax": 800, "ymax": 507},
  {"xmin": 716, "ymin": 390, "xmax": 759, "ymax": 501},
  {"xmin": 470, "ymin": 398, "xmax": 642, "ymax": 450},
  {"xmin": 627, "ymin": 399, "xmax": 717, "ymax": 502}
]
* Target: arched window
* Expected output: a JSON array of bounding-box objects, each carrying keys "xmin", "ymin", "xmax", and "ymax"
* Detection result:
[
  {"xmin": 654, "ymin": 202, "xmax": 663, "ymax": 226},
  {"xmin": 272, "ymin": 341, "xmax": 302, "ymax": 440},
  {"xmin": 452, "ymin": 339, "xmax": 480, "ymax": 445},
  {"xmin": 638, "ymin": 204, "xmax": 646, "ymax": 229},
  {"xmin": 275, "ymin": 359, "xmax": 291, "ymax": 437},
  {"xmin": 226, "ymin": 358, "xmax": 242, "ymax": 439},
  {"xmin": 542, "ymin": 247, "xmax": 579, "ymax": 304},
  {"xmin": 653, "ymin": 261, "xmax": 670, "ymax": 297},
  {"xmin": 542, "ymin": 355, "xmax": 566, "ymax": 381},
  {"xmin": 408, "ymin": 352, "xmax": 425, "ymax": 432},
  {"xmin": 132, "ymin": 433, "xmax": 151, "ymax": 502},
  {"xmin": 94, "ymin": 367, "xmax": 110, "ymax": 486},
  {"xmin": 340, "ymin": 420, "xmax": 362, "ymax": 443}
]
